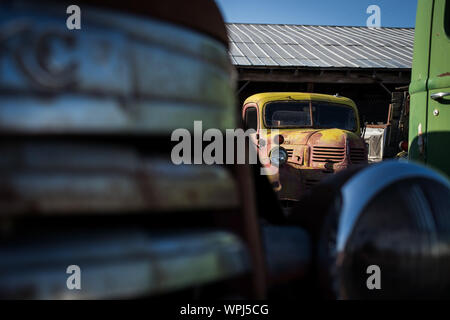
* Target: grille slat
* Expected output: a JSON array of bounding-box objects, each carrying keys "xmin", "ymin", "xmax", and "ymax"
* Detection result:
[
  {"xmin": 313, "ymin": 146, "xmax": 344, "ymax": 150},
  {"xmin": 312, "ymin": 153, "xmax": 345, "ymax": 156},
  {"xmin": 313, "ymin": 157, "xmax": 344, "ymax": 160},
  {"xmin": 350, "ymin": 148, "xmax": 367, "ymax": 164},
  {"xmin": 285, "ymin": 148, "xmax": 294, "ymax": 158},
  {"xmin": 312, "ymin": 146, "xmax": 345, "ymax": 163}
]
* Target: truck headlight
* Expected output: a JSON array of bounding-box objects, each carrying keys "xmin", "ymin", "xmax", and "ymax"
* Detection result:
[
  {"xmin": 316, "ymin": 161, "xmax": 450, "ymax": 299},
  {"xmin": 270, "ymin": 147, "xmax": 288, "ymax": 166}
]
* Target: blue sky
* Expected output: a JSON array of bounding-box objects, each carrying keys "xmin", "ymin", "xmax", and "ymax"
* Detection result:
[{"xmin": 214, "ymin": 0, "xmax": 417, "ymax": 28}]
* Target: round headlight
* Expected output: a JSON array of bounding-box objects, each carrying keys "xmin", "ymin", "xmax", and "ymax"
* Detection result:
[
  {"xmin": 314, "ymin": 161, "xmax": 450, "ymax": 299},
  {"xmin": 270, "ymin": 147, "xmax": 288, "ymax": 166}
]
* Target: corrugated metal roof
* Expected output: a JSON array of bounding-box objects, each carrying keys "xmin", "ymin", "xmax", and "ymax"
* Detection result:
[{"xmin": 227, "ymin": 24, "xmax": 414, "ymax": 69}]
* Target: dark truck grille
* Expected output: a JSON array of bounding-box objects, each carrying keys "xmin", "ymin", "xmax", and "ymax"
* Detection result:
[
  {"xmin": 285, "ymin": 148, "xmax": 294, "ymax": 158},
  {"xmin": 312, "ymin": 146, "xmax": 345, "ymax": 163},
  {"xmin": 350, "ymin": 148, "xmax": 367, "ymax": 164}
]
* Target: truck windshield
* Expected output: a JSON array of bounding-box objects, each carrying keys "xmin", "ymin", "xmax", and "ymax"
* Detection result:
[{"xmin": 264, "ymin": 101, "xmax": 357, "ymax": 132}]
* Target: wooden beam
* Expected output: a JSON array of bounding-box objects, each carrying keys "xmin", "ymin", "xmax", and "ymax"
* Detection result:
[{"xmin": 236, "ymin": 68, "xmax": 411, "ymax": 84}]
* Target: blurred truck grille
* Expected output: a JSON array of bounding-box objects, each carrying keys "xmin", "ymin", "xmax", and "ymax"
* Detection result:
[{"xmin": 350, "ymin": 148, "xmax": 367, "ymax": 164}]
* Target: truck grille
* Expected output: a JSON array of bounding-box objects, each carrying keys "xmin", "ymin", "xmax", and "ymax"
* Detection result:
[
  {"xmin": 350, "ymin": 148, "xmax": 367, "ymax": 164},
  {"xmin": 285, "ymin": 148, "xmax": 294, "ymax": 158},
  {"xmin": 312, "ymin": 146, "xmax": 345, "ymax": 163}
]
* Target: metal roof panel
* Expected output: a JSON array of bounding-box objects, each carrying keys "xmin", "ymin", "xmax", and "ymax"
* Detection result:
[{"xmin": 228, "ymin": 23, "xmax": 414, "ymax": 69}]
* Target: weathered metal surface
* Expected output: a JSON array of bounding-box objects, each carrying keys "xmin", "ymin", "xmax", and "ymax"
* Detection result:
[
  {"xmin": 259, "ymin": 129, "xmax": 367, "ymax": 201},
  {"xmin": 0, "ymin": 2, "xmax": 236, "ymax": 134},
  {"xmin": 228, "ymin": 23, "xmax": 414, "ymax": 68},
  {"xmin": 281, "ymin": 129, "xmax": 367, "ymax": 199},
  {"xmin": 0, "ymin": 143, "xmax": 239, "ymax": 215},
  {"xmin": 243, "ymin": 93, "xmax": 368, "ymax": 202},
  {"xmin": 409, "ymin": 0, "xmax": 450, "ymax": 177},
  {"xmin": 0, "ymin": 230, "xmax": 250, "ymax": 299},
  {"xmin": 0, "ymin": 1, "xmax": 266, "ymax": 300}
]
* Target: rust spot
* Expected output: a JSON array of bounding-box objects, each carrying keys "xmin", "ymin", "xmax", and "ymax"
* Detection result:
[{"xmin": 438, "ymin": 72, "xmax": 450, "ymax": 77}]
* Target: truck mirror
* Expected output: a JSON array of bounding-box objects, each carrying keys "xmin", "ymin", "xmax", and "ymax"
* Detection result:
[{"xmin": 318, "ymin": 161, "xmax": 450, "ymax": 299}]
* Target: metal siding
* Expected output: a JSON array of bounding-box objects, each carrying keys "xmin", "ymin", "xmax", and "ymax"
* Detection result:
[{"xmin": 228, "ymin": 23, "xmax": 414, "ymax": 69}]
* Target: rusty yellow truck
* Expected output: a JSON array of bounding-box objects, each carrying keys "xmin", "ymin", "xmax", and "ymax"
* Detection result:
[{"xmin": 242, "ymin": 92, "xmax": 368, "ymax": 204}]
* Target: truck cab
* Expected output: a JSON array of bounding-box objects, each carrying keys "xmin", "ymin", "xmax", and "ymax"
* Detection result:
[{"xmin": 409, "ymin": 0, "xmax": 450, "ymax": 177}]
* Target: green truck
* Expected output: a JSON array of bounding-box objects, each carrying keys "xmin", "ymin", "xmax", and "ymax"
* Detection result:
[{"xmin": 409, "ymin": 0, "xmax": 450, "ymax": 177}]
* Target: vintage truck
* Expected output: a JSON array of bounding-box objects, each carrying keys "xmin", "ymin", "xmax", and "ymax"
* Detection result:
[
  {"xmin": 367, "ymin": 0, "xmax": 450, "ymax": 175},
  {"xmin": 409, "ymin": 0, "xmax": 450, "ymax": 177},
  {"xmin": 242, "ymin": 92, "xmax": 367, "ymax": 204},
  {"xmin": 0, "ymin": 0, "xmax": 268, "ymax": 299},
  {"xmin": 0, "ymin": 0, "xmax": 449, "ymax": 300}
]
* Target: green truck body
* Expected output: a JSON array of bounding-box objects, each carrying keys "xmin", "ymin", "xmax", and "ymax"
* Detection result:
[{"xmin": 409, "ymin": 0, "xmax": 450, "ymax": 177}]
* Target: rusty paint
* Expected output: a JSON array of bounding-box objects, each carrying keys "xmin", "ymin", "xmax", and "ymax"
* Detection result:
[
  {"xmin": 244, "ymin": 93, "xmax": 368, "ymax": 203},
  {"xmin": 0, "ymin": 5, "xmax": 236, "ymax": 134},
  {"xmin": 259, "ymin": 128, "xmax": 367, "ymax": 202},
  {"xmin": 0, "ymin": 230, "xmax": 250, "ymax": 299},
  {"xmin": 0, "ymin": 0, "xmax": 273, "ymax": 302},
  {"xmin": 438, "ymin": 72, "xmax": 450, "ymax": 77},
  {"xmin": 0, "ymin": 143, "xmax": 240, "ymax": 216}
]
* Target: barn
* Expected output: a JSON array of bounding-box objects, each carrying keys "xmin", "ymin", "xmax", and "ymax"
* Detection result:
[{"xmin": 227, "ymin": 23, "xmax": 414, "ymax": 124}]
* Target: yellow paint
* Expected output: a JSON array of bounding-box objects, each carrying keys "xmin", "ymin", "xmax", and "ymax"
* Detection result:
[
  {"xmin": 244, "ymin": 92, "xmax": 361, "ymax": 136},
  {"xmin": 318, "ymin": 128, "xmax": 346, "ymax": 143},
  {"xmin": 243, "ymin": 92, "xmax": 366, "ymax": 201},
  {"xmin": 303, "ymin": 146, "xmax": 309, "ymax": 167}
]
